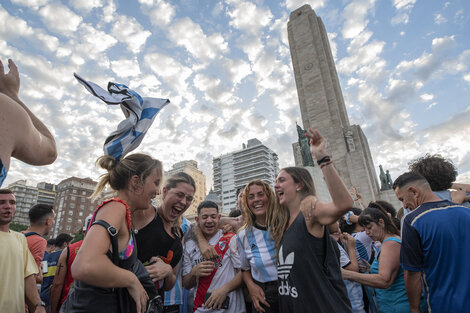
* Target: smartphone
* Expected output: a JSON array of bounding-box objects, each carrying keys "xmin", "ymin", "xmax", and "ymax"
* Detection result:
[{"xmin": 204, "ymin": 292, "xmax": 230, "ymax": 309}]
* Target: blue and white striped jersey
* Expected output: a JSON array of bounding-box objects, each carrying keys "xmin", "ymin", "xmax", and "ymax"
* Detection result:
[
  {"xmin": 237, "ymin": 225, "xmax": 277, "ymax": 283},
  {"xmin": 352, "ymin": 231, "xmax": 373, "ymax": 262}
]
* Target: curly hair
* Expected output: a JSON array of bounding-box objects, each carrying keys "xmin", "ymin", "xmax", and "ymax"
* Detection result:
[{"xmin": 408, "ymin": 154, "xmax": 457, "ymax": 191}]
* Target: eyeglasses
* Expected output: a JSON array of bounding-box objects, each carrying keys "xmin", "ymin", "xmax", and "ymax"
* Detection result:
[{"xmin": 171, "ymin": 190, "xmax": 194, "ymax": 203}]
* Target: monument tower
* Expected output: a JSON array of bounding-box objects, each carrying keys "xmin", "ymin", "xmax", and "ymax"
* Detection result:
[{"xmin": 288, "ymin": 4, "xmax": 380, "ymax": 204}]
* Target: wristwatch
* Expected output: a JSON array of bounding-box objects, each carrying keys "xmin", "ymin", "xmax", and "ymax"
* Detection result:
[{"xmin": 35, "ymin": 300, "xmax": 46, "ymax": 308}]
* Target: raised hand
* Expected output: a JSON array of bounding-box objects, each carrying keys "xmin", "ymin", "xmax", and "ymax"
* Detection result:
[
  {"xmin": 305, "ymin": 128, "xmax": 327, "ymax": 160},
  {"xmin": 0, "ymin": 59, "xmax": 20, "ymax": 99}
]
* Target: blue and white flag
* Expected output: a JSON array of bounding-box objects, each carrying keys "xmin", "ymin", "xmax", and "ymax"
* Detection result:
[{"xmin": 74, "ymin": 73, "xmax": 169, "ymax": 160}]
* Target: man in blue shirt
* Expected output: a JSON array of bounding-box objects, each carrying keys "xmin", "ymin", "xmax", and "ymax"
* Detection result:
[
  {"xmin": 41, "ymin": 233, "xmax": 72, "ymax": 308},
  {"xmin": 393, "ymin": 172, "xmax": 470, "ymax": 313}
]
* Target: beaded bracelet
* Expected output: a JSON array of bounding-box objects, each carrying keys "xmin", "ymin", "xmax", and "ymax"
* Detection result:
[{"xmin": 320, "ymin": 161, "xmax": 333, "ymax": 169}]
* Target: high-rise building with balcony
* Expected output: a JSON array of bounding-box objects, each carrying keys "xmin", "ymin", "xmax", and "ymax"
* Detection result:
[
  {"xmin": 36, "ymin": 182, "xmax": 56, "ymax": 206},
  {"xmin": 52, "ymin": 177, "xmax": 98, "ymax": 237},
  {"xmin": 165, "ymin": 160, "xmax": 206, "ymax": 218},
  {"xmin": 8, "ymin": 180, "xmax": 38, "ymax": 226},
  {"xmin": 213, "ymin": 139, "xmax": 279, "ymax": 213}
]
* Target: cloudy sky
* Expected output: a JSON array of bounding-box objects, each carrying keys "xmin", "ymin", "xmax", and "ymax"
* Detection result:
[{"xmin": 2, "ymin": 0, "xmax": 469, "ymax": 193}]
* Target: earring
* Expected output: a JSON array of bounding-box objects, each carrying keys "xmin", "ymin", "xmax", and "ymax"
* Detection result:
[{"xmin": 296, "ymin": 188, "xmax": 300, "ymax": 192}]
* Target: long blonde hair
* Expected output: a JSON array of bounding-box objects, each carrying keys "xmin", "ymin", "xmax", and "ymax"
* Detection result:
[{"xmin": 239, "ymin": 180, "xmax": 285, "ymax": 248}]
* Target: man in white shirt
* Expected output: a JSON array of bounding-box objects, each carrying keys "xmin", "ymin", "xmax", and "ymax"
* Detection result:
[{"xmin": 183, "ymin": 201, "xmax": 246, "ymax": 313}]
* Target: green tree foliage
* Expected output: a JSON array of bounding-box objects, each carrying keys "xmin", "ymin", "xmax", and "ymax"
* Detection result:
[
  {"xmin": 72, "ymin": 228, "xmax": 84, "ymax": 243},
  {"xmin": 10, "ymin": 222, "xmax": 28, "ymax": 232}
]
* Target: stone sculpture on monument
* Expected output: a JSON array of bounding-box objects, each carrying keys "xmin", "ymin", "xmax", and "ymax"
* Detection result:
[
  {"xmin": 297, "ymin": 123, "xmax": 315, "ymax": 167},
  {"xmin": 379, "ymin": 165, "xmax": 394, "ymax": 190},
  {"xmin": 379, "ymin": 165, "xmax": 388, "ymax": 191}
]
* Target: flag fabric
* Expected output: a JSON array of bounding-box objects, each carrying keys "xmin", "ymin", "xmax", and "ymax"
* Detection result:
[{"xmin": 74, "ymin": 73, "xmax": 169, "ymax": 160}]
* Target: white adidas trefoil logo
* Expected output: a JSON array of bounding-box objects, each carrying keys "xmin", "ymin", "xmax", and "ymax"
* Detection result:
[
  {"xmin": 278, "ymin": 246, "xmax": 294, "ymax": 279},
  {"xmin": 277, "ymin": 246, "xmax": 298, "ymax": 298}
]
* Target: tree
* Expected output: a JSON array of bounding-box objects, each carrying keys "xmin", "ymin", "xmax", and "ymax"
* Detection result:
[
  {"xmin": 10, "ymin": 222, "xmax": 28, "ymax": 232},
  {"xmin": 71, "ymin": 228, "xmax": 84, "ymax": 243}
]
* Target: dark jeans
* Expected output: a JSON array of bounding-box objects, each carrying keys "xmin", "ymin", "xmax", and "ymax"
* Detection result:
[{"xmin": 252, "ymin": 280, "xmax": 279, "ymax": 313}]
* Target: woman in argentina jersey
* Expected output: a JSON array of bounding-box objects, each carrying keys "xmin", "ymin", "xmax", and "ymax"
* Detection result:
[{"xmin": 237, "ymin": 180, "xmax": 279, "ymax": 313}]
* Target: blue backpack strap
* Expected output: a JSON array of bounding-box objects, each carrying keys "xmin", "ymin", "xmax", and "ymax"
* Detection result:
[
  {"xmin": 92, "ymin": 219, "xmax": 119, "ymax": 265},
  {"xmin": 24, "ymin": 231, "xmax": 42, "ymax": 237}
]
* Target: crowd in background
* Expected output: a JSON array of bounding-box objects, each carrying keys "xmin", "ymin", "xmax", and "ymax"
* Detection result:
[{"xmin": 1, "ymin": 59, "xmax": 470, "ymax": 313}]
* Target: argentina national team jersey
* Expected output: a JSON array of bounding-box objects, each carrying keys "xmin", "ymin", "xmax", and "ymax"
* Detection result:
[
  {"xmin": 237, "ymin": 225, "xmax": 277, "ymax": 283},
  {"xmin": 400, "ymin": 200, "xmax": 470, "ymax": 313},
  {"xmin": 352, "ymin": 231, "xmax": 373, "ymax": 262}
]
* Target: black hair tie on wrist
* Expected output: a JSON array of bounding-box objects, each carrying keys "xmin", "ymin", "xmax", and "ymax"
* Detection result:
[{"xmin": 317, "ymin": 155, "xmax": 331, "ymax": 166}]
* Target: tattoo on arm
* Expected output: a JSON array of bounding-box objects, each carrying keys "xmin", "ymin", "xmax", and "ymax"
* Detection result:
[{"xmin": 56, "ymin": 263, "xmax": 64, "ymax": 276}]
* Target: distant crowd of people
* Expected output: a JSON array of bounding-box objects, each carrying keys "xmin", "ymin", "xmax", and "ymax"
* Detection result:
[{"xmin": 1, "ymin": 59, "xmax": 470, "ymax": 313}]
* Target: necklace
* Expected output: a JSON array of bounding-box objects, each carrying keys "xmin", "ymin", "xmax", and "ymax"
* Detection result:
[{"xmin": 255, "ymin": 222, "xmax": 267, "ymax": 228}]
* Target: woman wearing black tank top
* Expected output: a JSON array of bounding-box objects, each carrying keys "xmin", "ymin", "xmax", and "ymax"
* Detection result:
[{"xmin": 273, "ymin": 129, "xmax": 354, "ymax": 313}]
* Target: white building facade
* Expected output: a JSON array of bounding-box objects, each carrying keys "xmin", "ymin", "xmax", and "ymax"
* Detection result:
[
  {"xmin": 213, "ymin": 139, "xmax": 279, "ymax": 213},
  {"xmin": 8, "ymin": 180, "xmax": 38, "ymax": 226}
]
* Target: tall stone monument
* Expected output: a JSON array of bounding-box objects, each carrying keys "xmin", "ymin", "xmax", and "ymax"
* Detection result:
[{"xmin": 288, "ymin": 4, "xmax": 380, "ymax": 204}]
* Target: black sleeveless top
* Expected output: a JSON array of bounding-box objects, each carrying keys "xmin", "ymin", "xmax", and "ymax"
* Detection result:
[
  {"xmin": 135, "ymin": 210, "xmax": 183, "ymax": 268},
  {"xmin": 278, "ymin": 213, "xmax": 352, "ymax": 313}
]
